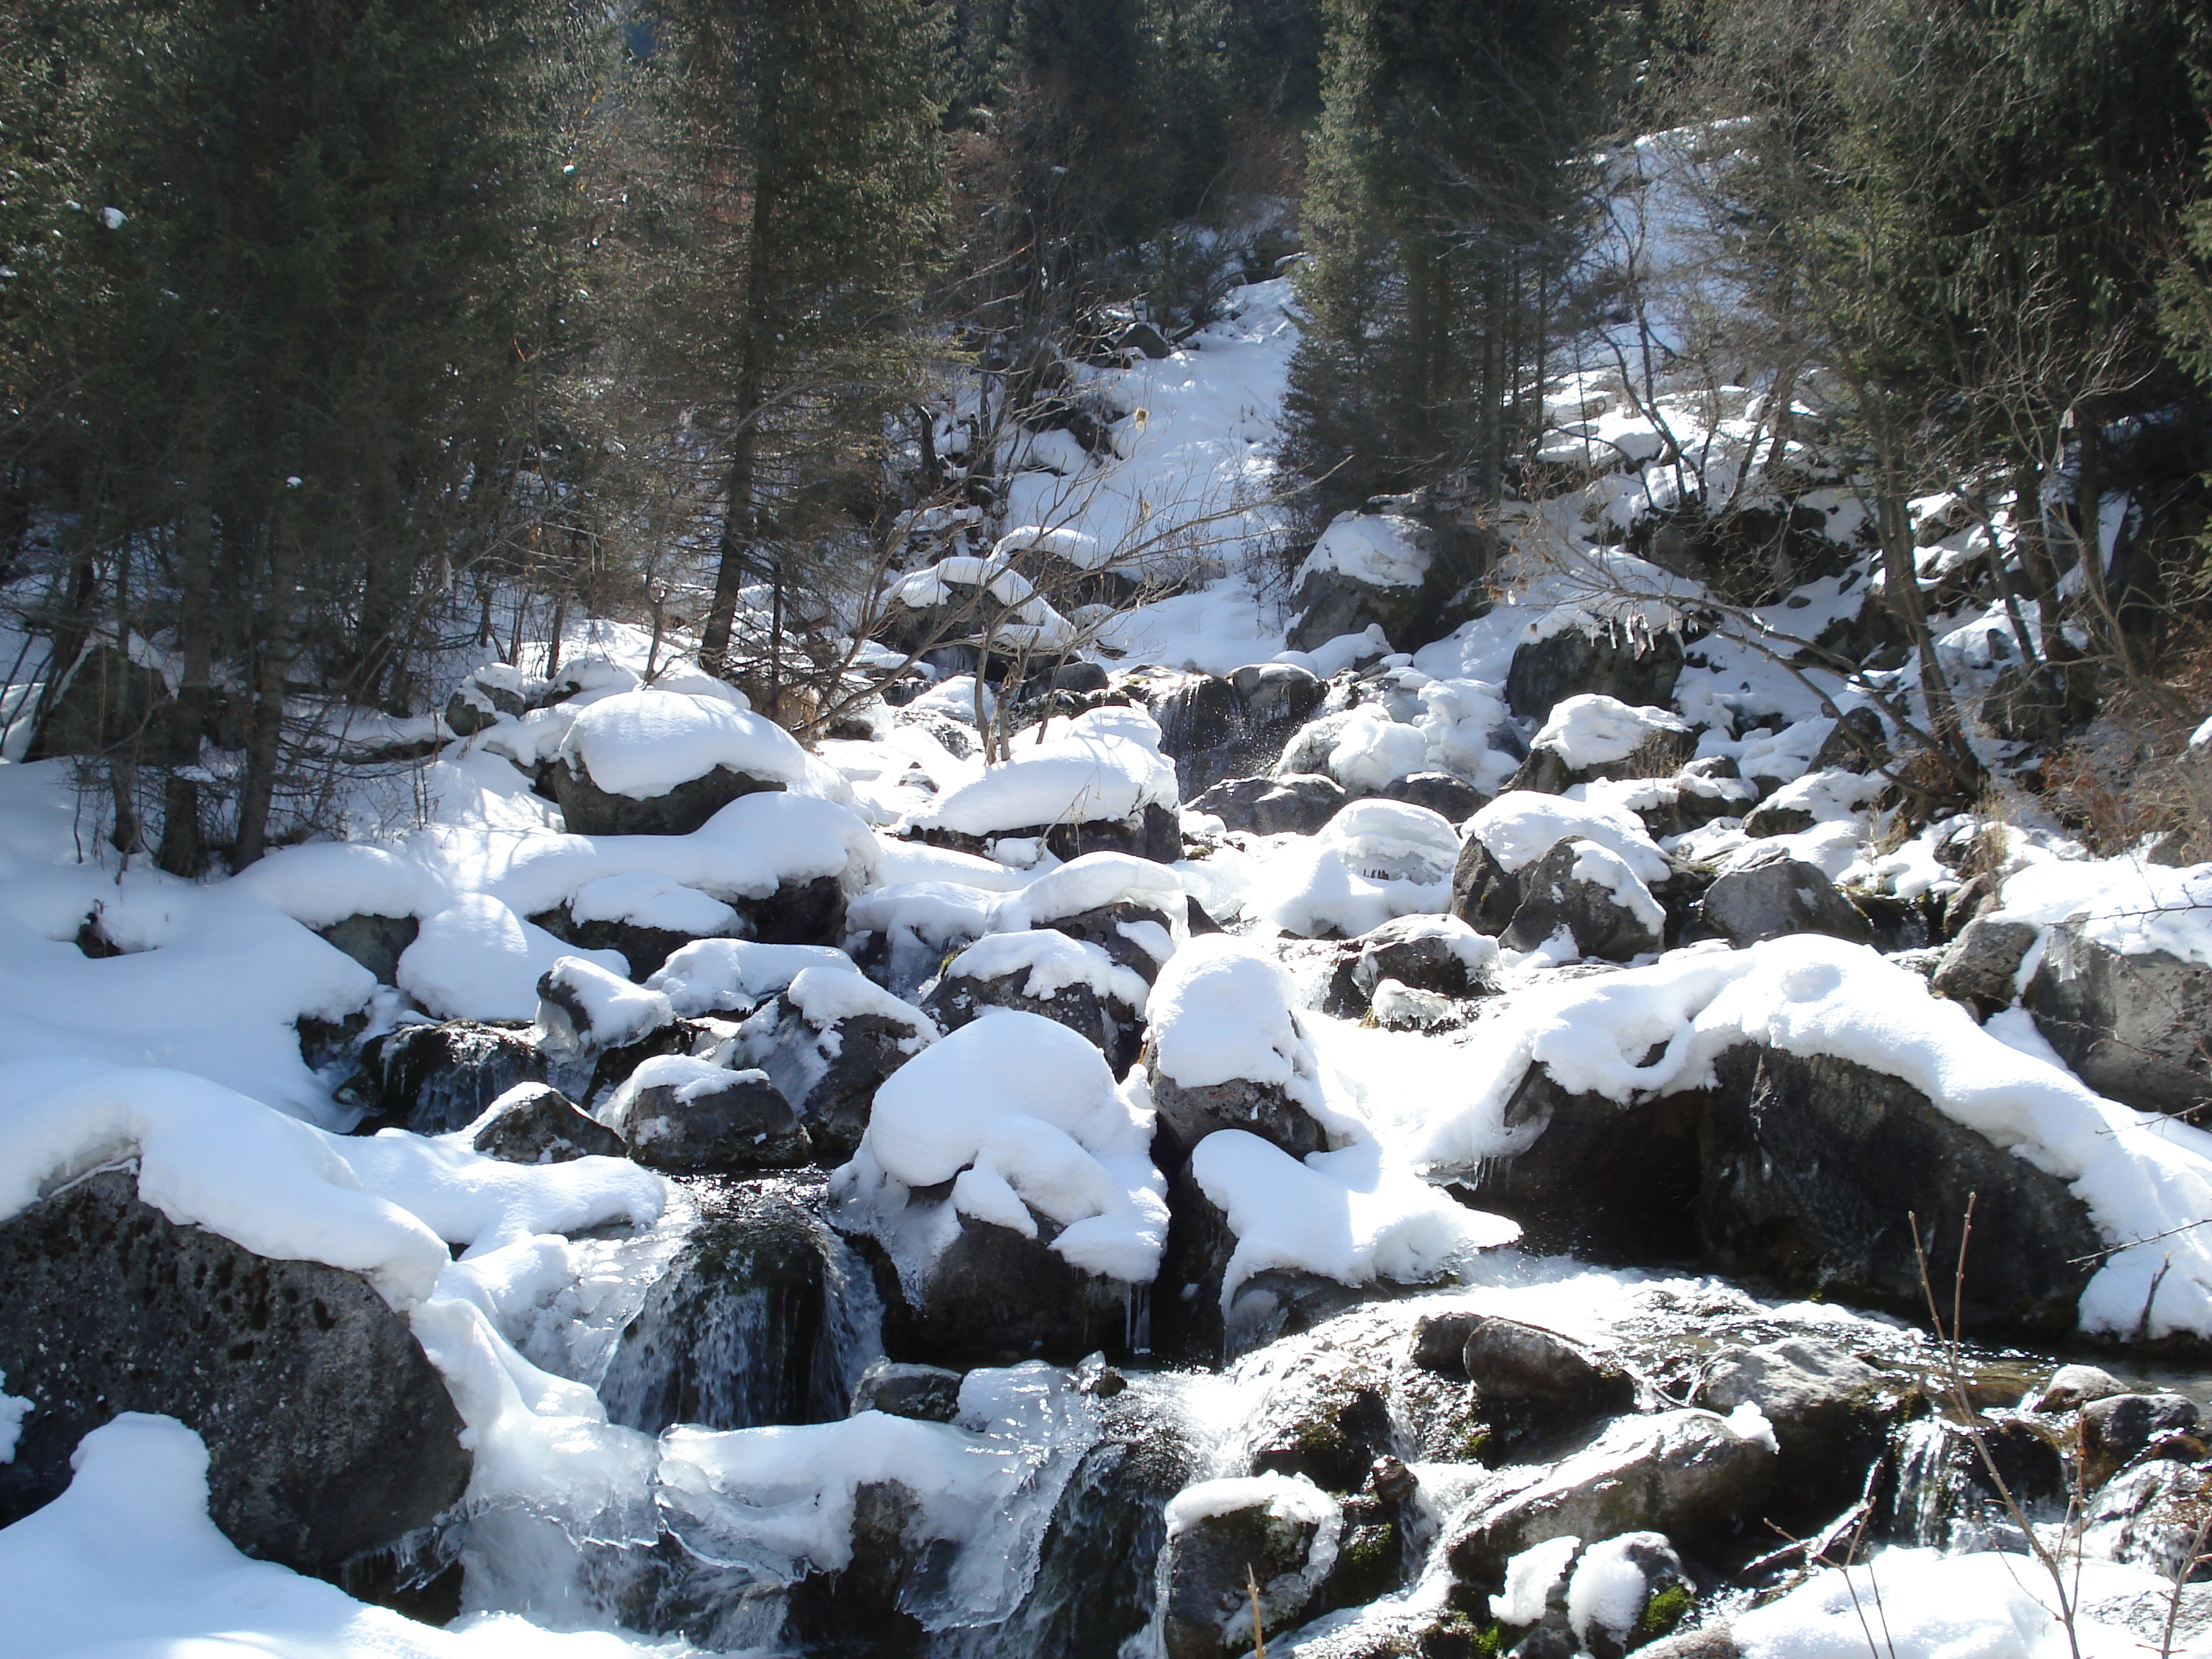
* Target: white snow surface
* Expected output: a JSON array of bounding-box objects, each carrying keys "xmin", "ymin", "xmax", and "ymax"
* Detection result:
[
  {"xmin": 1249, "ymin": 799, "xmax": 1462, "ymax": 938},
  {"xmin": 537, "ymin": 955, "xmax": 672, "ymax": 1051},
  {"xmin": 565, "ymin": 871, "xmax": 740, "ymax": 936},
  {"xmin": 401, "ymin": 895, "xmax": 630, "ymax": 1023},
  {"xmin": 556, "ymin": 688, "xmax": 809, "ymax": 798},
  {"xmin": 0, "ymin": 1414, "xmax": 686, "ymax": 1659},
  {"xmin": 645, "ymin": 938, "xmax": 859, "ymax": 1017},
  {"xmin": 1491, "ymin": 1534, "xmax": 1581, "ymax": 1625},
  {"xmin": 1566, "ymin": 1533, "xmax": 1671, "ymax": 1645},
  {"xmin": 1163, "ymin": 1469, "xmax": 1342, "ymax": 1534},
  {"xmin": 1147, "ymin": 937, "xmax": 1322, "ymax": 1105},
  {"xmin": 945, "ymin": 930, "xmax": 1150, "ymax": 1010},
  {"xmin": 1994, "ymin": 855, "xmax": 2212, "ymax": 966},
  {"xmin": 907, "ymin": 711, "xmax": 1177, "ymax": 839}
]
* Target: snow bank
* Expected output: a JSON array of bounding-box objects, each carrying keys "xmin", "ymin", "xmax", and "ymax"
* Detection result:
[
  {"xmin": 1532, "ymin": 694, "xmax": 1689, "ymax": 768},
  {"xmin": 1327, "ymin": 706, "xmax": 1430, "ymax": 791},
  {"xmin": 994, "ymin": 523, "xmax": 1110, "ymax": 570},
  {"xmin": 1295, "ymin": 513, "xmax": 1430, "ymax": 590},
  {"xmin": 565, "ymin": 871, "xmax": 739, "ymax": 936},
  {"xmin": 994, "ymin": 849, "xmax": 1184, "ymax": 932},
  {"xmin": 231, "ymin": 840, "xmax": 449, "ymax": 928},
  {"xmin": 833, "ymin": 1012, "xmax": 1166, "ymax": 1284},
  {"xmin": 0, "ymin": 1415, "xmax": 674, "ymax": 1659},
  {"xmin": 1410, "ymin": 932, "xmax": 2212, "ymax": 1339},
  {"xmin": 644, "ymin": 939, "xmax": 857, "ymax": 1017},
  {"xmin": 1468, "ymin": 791, "xmax": 1670, "ymax": 884},
  {"xmin": 556, "ymin": 688, "xmax": 809, "ymax": 797}
]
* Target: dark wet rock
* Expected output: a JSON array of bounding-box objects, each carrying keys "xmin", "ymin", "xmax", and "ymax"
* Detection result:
[
  {"xmin": 316, "ymin": 913, "xmax": 421, "ymax": 985},
  {"xmin": 1696, "ymin": 851, "xmax": 1871, "ymax": 948},
  {"xmin": 1155, "ymin": 1164, "xmax": 1379, "ymax": 1363},
  {"xmin": 1740, "ymin": 795, "xmax": 1819, "ymax": 838},
  {"xmin": 468, "ymin": 1082, "xmax": 626, "ymax": 1164},
  {"xmin": 356, "ymin": 1019, "xmax": 548, "ymax": 1136},
  {"xmin": 1691, "ymin": 1339, "xmax": 1894, "ymax": 1504},
  {"xmin": 0, "ymin": 1169, "xmax": 469, "ymax": 1575},
  {"xmin": 1052, "ymin": 660, "xmax": 1113, "ymax": 694},
  {"xmin": 1251, "ymin": 1369, "xmax": 1397, "ymax": 1493},
  {"xmin": 552, "ymin": 760, "xmax": 784, "ymax": 839},
  {"xmin": 1461, "ymin": 1318, "xmax": 1638, "ymax": 1423},
  {"xmin": 871, "ymin": 1211, "xmax": 1141, "ymax": 1370},
  {"xmin": 1154, "ymin": 667, "xmax": 1327, "ymax": 797},
  {"xmin": 1118, "ymin": 320, "xmax": 1174, "ymax": 359},
  {"xmin": 1930, "ymin": 918, "xmax": 2038, "ymax": 1017},
  {"xmin": 849, "ymin": 1359, "xmax": 963, "ymax": 1422},
  {"xmin": 26, "ymin": 642, "xmax": 186, "ymax": 763},
  {"xmin": 611, "ymin": 1061, "xmax": 813, "ymax": 1173},
  {"xmin": 600, "ymin": 1177, "xmax": 850, "ymax": 1433},
  {"xmin": 1450, "ymin": 835, "xmax": 1524, "ymax": 935},
  {"xmin": 1812, "ymin": 707, "xmax": 1891, "ymax": 773},
  {"xmin": 739, "ymin": 994, "xmax": 934, "ymax": 1165},
  {"xmin": 1884, "ymin": 1413, "xmax": 2067, "ymax": 1548},
  {"xmin": 1192, "ymin": 772, "xmax": 1347, "ymax": 836},
  {"xmin": 531, "ymin": 905, "xmax": 732, "ymax": 984},
  {"xmin": 1506, "ymin": 624, "xmax": 1685, "ymax": 724},
  {"xmin": 990, "ymin": 1385, "xmax": 1202, "ymax": 1656},
  {"xmin": 1286, "ymin": 569, "xmax": 1426, "ymax": 657},
  {"xmin": 1698, "ymin": 1046, "xmax": 2101, "ymax": 1334},
  {"xmin": 1503, "ymin": 839, "xmax": 1663, "ymax": 962},
  {"xmin": 1351, "ymin": 914, "xmax": 1499, "ymax": 1002},
  {"xmin": 2080, "ymin": 1393, "xmax": 2203, "ymax": 1489},
  {"xmin": 2027, "ymin": 922, "xmax": 2212, "ymax": 1115},
  {"xmin": 1444, "ymin": 1410, "xmax": 1776, "ymax": 1589},
  {"xmin": 1147, "ymin": 1066, "xmax": 1327, "ymax": 1165},
  {"xmin": 1465, "ymin": 1044, "xmax": 2103, "ymax": 1338},
  {"xmin": 1161, "ymin": 1486, "xmax": 1340, "ymax": 1659},
  {"xmin": 1376, "ymin": 771, "xmax": 1485, "ymax": 822},
  {"xmin": 1455, "ymin": 1065, "xmax": 1707, "ymax": 1265}
]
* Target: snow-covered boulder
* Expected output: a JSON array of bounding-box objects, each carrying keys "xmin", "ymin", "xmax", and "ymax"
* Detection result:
[
  {"xmin": 831, "ymin": 1012, "xmax": 1167, "ymax": 1366},
  {"xmin": 602, "ymin": 1055, "xmax": 812, "ymax": 1172},
  {"xmin": 1250, "ymin": 798, "xmax": 1462, "ymax": 938},
  {"xmin": 551, "ymin": 688, "xmax": 809, "ymax": 837},
  {"xmin": 1444, "ymin": 1409, "xmax": 1777, "ymax": 1589},
  {"xmin": 0, "ymin": 1168, "xmax": 469, "ymax": 1574},
  {"xmin": 1346, "ymin": 913, "xmax": 1500, "ymax": 1005},
  {"xmin": 1144, "ymin": 938, "xmax": 1330, "ymax": 1160},
  {"xmin": 532, "ymin": 954, "xmax": 675, "ymax": 1057},
  {"xmin": 924, "ymin": 930, "xmax": 1148, "ymax": 1070},
  {"xmin": 397, "ymin": 894, "xmax": 629, "ymax": 1023},
  {"xmin": 647, "ymin": 938, "xmax": 860, "ymax": 1019},
  {"xmin": 907, "ymin": 706, "xmax": 1181, "ymax": 864},
  {"xmin": 1509, "ymin": 693, "xmax": 1696, "ymax": 795},
  {"xmin": 1285, "ymin": 512, "xmax": 1485, "ymax": 655},
  {"xmin": 533, "ymin": 871, "xmax": 744, "ymax": 981},
  {"xmin": 1504, "ymin": 619, "xmax": 1685, "ymax": 724},
  {"xmin": 993, "ymin": 849, "xmax": 1186, "ymax": 980},
  {"xmin": 1453, "ymin": 791, "xmax": 1671, "ymax": 938},
  {"xmin": 737, "ymin": 967, "xmax": 938, "ymax": 1163},
  {"xmin": 878, "ymin": 552, "xmax": 1078, "ymax": 655}
]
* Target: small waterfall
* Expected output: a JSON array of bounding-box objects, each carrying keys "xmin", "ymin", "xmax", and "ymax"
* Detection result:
[{"xmin": 598, "ymin": 1174, "xmax": 883, "ymax": 1434}]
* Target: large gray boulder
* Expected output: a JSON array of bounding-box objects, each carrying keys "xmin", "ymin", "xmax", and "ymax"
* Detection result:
[
  {"xmin": 1698, "ymin": 1046, "xmax": 2101, "ymax": 1334},
  {"xmin": 875, "ymin": 1210, "xmax": 1143, "ymax": 1370},
  {"xmin": 1930, "ymin": 917, "xmax": 2039, "ymax": 1017},
  {"xmin": 1444, "ymin": 1409, "xmax": 1777, "ymax": 1588},
  {"xmin": 923, "ymin": 930, "xmax": 1144, "ymax": 1071},
  {"xmin": 467, "ymin": 1082, "xmax": 626, "ymax": 1164},
  {"xmin": 1190, "ymin": 772, "xmax": 1346, "ymax": 836},
  {"xmin": 1503, "ymin": 839, "xmax": 1664, "ymax": 962},
  {"xmin": 738, "ymin": 972, "xmax": 937, "ymax": 1164},
  {"xmin": 1696, "ymin": 851, "xmax": 1871, "ymax": 948},
  {"xmin": 1506, "ymin": 623, "xmax": 1685, "ymax": 724},
  {"xmin": 606, "ymin": 1056, "xmax": 814, "ymax": 1172},
  {"xmin": 0, "ymin": 1169, "xmax": 469, "ymax": 1575},
  {"xmin": 2027, "ymin": 920, "xmax": 2212, "ymax": 1114},
  {"xmin": 1690, "ymin": 1339, "xmax": 1894, "ymax": 1503},
  {"xmin": 1350, "ymin": 914, "xmax": 1500, "ymax": 1002},
  {"xmin": 554, "ymin": 762, "xmax": 783, "ymax": 839}
]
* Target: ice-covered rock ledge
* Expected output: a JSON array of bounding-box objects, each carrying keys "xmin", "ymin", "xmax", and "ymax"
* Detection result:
[{"xmin": 1417, "ymin": 934, "xmax": 2212, "ymax": 1343}]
